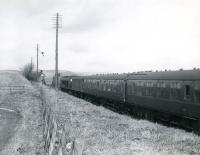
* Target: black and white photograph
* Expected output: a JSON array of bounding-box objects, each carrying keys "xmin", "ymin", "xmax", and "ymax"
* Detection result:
[{"xmin": 0, "ymin": 0, "xmax": 200, "ymax": 154}]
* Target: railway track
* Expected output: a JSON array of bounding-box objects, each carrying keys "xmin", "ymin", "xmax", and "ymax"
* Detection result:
[{"xmin": 63, "ymin": 89, "xmax": 197, "ymax": 134}]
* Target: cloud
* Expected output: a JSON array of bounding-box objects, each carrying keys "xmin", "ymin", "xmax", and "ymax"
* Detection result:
[
  {"xmin": 61, "ymin": 0, "xmax": 116, "ymax": 33},
  {"xmin": 63, "ymin": 13, "xmax": 101, "ymax": 33},
  {"xmin": 0, "ymin": 0, "xmax": 200, "ymax": 72},
  {"xmin": 66, "ymin": 44, "xmax": 89, "ymax": 53}
]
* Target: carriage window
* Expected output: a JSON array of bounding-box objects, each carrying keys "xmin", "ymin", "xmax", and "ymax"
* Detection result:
[
  {"xmin": 176, "ymin": 83, "xmax": 181, "ymax": 89},
  {"xmin": 185, "ymin": 85, "xmax": 190, "ymax": 96}
]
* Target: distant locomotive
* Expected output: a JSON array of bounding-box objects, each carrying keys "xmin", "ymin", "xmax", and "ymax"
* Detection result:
[{"xmin": 59, "ymin": 70, "xmax": 200, "ymax": 134}]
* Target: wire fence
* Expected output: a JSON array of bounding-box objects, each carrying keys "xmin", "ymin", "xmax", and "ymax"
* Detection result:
[
  {"xmin": 40, "ymin": 85, "xmax": 83, "ymax": 155},
  {"xmin": 0, "ymin": 85, "xmax": 26, "ymax": 93}
]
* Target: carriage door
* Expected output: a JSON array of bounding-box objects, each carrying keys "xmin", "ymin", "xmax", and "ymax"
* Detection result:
[
  {"xmin": 66, "ymin": 81, "xmax": 69, "ymax": 88},
  {"xmin": 194, "ymin": 81, "xmax": 200, "ymax": 104},
  {"xmin": 183, "ymin": 81, "xmax": 193, "ymax": 102},
  {"xmin": 124, "ymin": 80, "xmax": 127, "ymax": 102}
]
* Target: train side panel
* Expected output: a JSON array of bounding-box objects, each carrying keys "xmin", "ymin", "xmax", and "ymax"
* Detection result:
[
  {"xmin": 72, "ymin": 78, "xmax": 84, "ymax": 92},
  {"xmin": 83, "ymin": 79, "xmax": 125, "ymax": 102},
  {"xmin": 126, "ymin": 80, "xmax": 200, "ymax": 119},
  {"xmin": 60, "ymin": 77, "xmax": 72, "ymax": 90}
]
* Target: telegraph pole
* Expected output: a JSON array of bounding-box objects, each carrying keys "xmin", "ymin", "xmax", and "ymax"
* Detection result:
[
  {"xmin": 37, "ymin": 44, "xmax": 39, "ymax": 79},
  {"xmin": 31, "ymin": 57, "xmax": 33, "ymax": 68},
  {"xmin": 53, "ymin": 13, "xmax": 62, "ymax": 89}
]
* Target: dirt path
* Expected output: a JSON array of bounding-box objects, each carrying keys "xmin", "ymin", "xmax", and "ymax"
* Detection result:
[{"xmin": 0, "ymin": 109, "xmax": 21, "ymax": 152}]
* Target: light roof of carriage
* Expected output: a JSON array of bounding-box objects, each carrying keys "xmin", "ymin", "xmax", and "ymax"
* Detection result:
[
  {"xmin": 127, "ymin": 70, "xmax": 200, "ymax": 80},
  {"xmin": 61, "ymin": 70, "xmax": 200, "ymax": 81}
]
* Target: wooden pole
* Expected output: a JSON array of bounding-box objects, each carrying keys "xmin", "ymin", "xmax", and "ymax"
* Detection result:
[
  {"xmin": 55, "ymin": 13, "xmax": 59, "ymax": 89},
  {"xmin": 37, "ymin": 44, "xmax": 39, "ymax": 80}
]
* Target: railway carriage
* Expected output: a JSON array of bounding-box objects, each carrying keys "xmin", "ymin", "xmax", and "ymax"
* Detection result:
[
  {"xmin": 60, "ymin": 76, "xmax": 73, "ymax": 90},
  {"xmin": 126, "ymin": 71, "xmax": 200, "ymax": 122},
  {"xmin": 59, "ymin": 70, "xmax": 200, "ymax": 133},
  {"xmin": 82, "ymin": 74, "xmax": 126, "ymax": 102}
]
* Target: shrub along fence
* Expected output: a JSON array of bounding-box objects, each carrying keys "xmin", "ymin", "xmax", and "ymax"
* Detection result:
[{"xmin": 40, "ymin": 85, "xmax": 83, "ymax": 155}]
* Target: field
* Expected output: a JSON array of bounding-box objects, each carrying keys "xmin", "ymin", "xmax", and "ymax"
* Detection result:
[{"xmin": 0, "ymin": 71, "xmax": 44, "ymax": 155}]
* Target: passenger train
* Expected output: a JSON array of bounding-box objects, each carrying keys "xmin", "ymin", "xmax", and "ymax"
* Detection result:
[{"xmin": 59, "ymin": 70, "xmax": 200, "ymax": 134}]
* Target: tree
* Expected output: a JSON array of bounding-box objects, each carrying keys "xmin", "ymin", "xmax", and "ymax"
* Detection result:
[{"xmin": 22, "ymin": 63, "xmax": 38, "ymax": 81}]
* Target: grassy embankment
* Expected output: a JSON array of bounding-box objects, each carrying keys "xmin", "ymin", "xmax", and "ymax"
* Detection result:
[{"xmin": 42, "ymin": 84, "xmax": 200, "ymax": 155}]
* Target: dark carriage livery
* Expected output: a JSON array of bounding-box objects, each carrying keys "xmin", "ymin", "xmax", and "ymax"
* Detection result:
[{"xmin": 59, "ymin": 70, "xmax": 200, "ymax": 133}]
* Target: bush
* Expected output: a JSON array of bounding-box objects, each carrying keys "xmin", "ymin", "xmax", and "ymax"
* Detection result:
[{"xmin": 22, "ymin": 63, "xmax": 39, "ymax": 81}]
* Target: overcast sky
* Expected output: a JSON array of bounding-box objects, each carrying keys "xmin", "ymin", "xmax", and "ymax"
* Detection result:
[{"xmin": 0, "ymin": 0, "xmax": 200, "ymax": 73}]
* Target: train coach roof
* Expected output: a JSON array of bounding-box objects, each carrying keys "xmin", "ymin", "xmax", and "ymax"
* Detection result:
[
  {"xmin": 127, "ymin": 70, "xmax": 200, "ymax": 80},
  {"xmin": 76, "ymin": 74, "xmax": 127, "ymax": 80},
  {"xmin": 61, "ymin": 75, "xmax": 79, "ymax": 79},
  {"xmin": 60, "ymin": 70, "xmax": 200, "ymax": 81}
]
